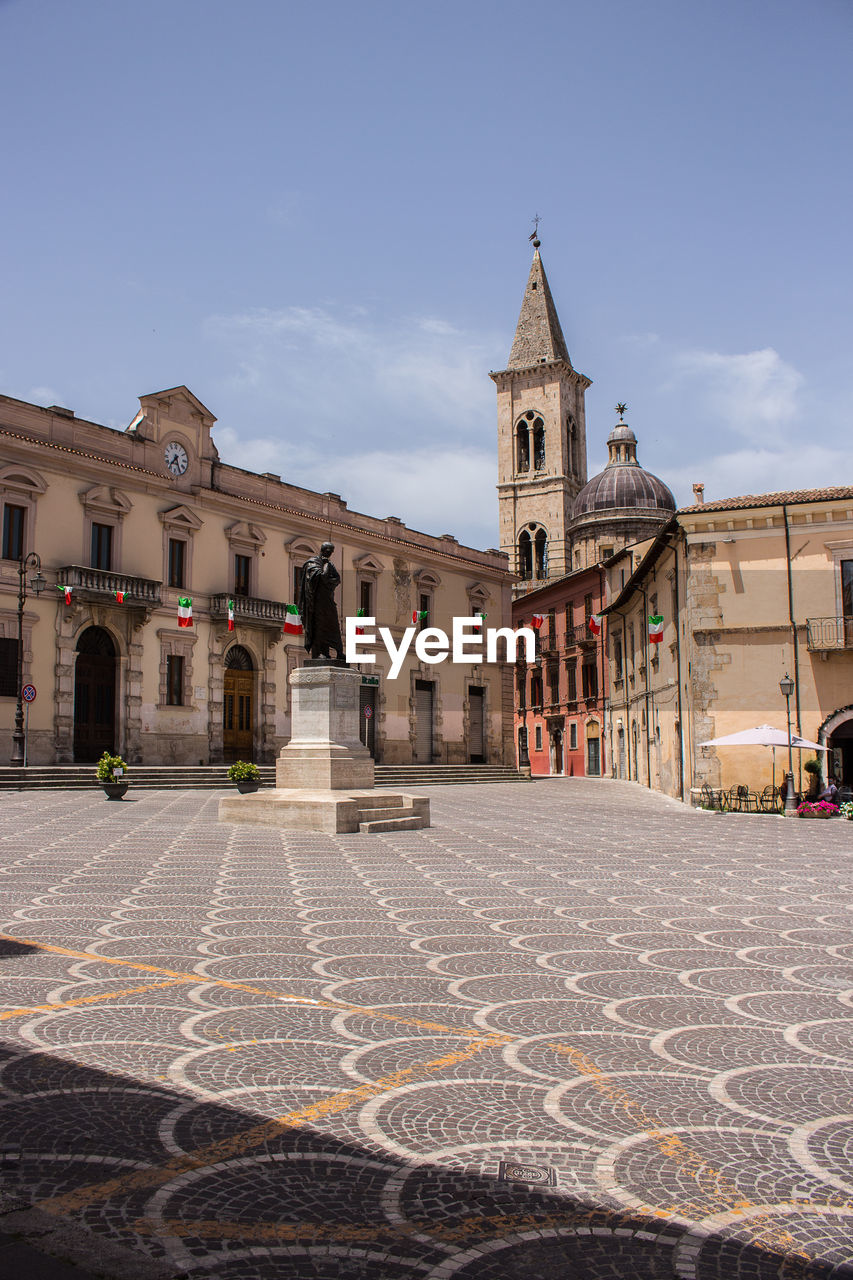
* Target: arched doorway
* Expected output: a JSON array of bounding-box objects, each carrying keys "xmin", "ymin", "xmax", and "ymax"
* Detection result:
[
  {"xmin": 223, "ymin": 645, "xmax": 254, "ymax": 762},
  {"xmin": 74, "ymin": 627, "xmax": 117, "ymax": 762},
  {"xmin": 820, "ymin": 706, "xmax": 853, "ymax": 793}
]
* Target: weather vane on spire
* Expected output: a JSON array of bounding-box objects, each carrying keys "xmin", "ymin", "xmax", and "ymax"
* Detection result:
[
  {"xmin": 615, "ymin": 402, "xmax": 627, "ymax": 421},
  {"xmin": 529, "ymin": 213, "xmax": 541, "ymax": 248}
]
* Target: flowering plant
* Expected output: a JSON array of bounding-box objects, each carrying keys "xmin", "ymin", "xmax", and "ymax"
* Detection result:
[
  {"xmin": 839, "ymin": 801, "xmax": 853, "ymax": 821},
  {"xmin": 796, "ymin": 799, "xmax": 840, "ymax": 818},
  {"xmin": 227, "ymin": 760, "xmax": 261, "ymax": 782},
  {"xmin": 96, "ymin": 751, "xmax": 128, "ymax": 781}
]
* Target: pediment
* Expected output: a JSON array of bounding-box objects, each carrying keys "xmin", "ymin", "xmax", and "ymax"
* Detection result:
[
  {"xmin": 414, "ymin": 568, "xmax": 442, "ymax": 589},
  {"xmin": 226, "ymin": 520, "xmax": 266, "ymax": 549},
  {"xmin": 466, "ymin": 581, "xmax": 491, "ymax": 606},
  {"xmin": 286, "ymin": 536, "xmax": 318, "ymax": 558},
  {"xmin": 0, "ymin": 463, "xmax": 47, "ymax": 495},
  {"xmin": 158, "ymin": 504, "xmax": 203, "ymax": 532},
  {"xmin": 139, "ymin": 385, "xmax": 216, "ymax": 426},
  {"xmin": 352, "ymin": 552, "xmax": 385, "ymax": 575},
  {"xmin": 78, "ymin": 484, "xmax": 133, "ymax": 517}
]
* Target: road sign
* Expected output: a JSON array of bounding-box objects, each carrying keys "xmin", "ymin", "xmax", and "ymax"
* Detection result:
[
  {"xmin": 22, "ymin": 684, "xmax": 36, "ymax": 703},
  {"xmin": 363, "ymin": 705, "xmax": 373, "ymax": 719}
]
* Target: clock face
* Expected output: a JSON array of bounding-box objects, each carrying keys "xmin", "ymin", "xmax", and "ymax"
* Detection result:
[{"xmin": 164, "ymin": 441, "xmax": 189, "ymax": 476}]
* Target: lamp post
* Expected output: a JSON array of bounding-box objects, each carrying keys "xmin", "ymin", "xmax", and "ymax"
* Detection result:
[
  {"xmin": 780, "ymin": 673, "xmax": 796, "ymax": 815},
  {"xmin": 10, "ymin": 551, "xmax": 46, "ymax": 766}
]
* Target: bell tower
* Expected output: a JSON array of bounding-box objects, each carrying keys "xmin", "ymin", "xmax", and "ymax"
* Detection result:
[{"xmin": 491, "ymin": 236, "xmax": 591, "ymax": 590}]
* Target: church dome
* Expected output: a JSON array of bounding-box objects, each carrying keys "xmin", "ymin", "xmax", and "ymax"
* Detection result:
[{"xmin": 572, "ymin": 419, "xmax": 675, "ymax": 518}]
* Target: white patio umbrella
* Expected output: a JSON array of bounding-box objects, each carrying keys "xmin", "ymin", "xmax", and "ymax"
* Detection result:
[{"xmin": 698, "ymin": 724, "xmax": 827, "ymax": 793}]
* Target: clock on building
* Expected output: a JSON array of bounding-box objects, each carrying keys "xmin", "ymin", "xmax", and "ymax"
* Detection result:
[{"xmin": 164, "ymin": 441, "xmax": 189, "ymax": 476}]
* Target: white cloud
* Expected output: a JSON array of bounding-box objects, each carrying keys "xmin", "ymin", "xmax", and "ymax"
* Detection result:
[
  {"xmin": 672, "ymin": 347, "xmax": 804, "ymax": 441},
  {"xmin": 204, "ymin": 304, "xmax": 497, "ymax": 446},
  {"xmin": 660, "ymin": 442, "xmax": 841, "ymax": 508}
]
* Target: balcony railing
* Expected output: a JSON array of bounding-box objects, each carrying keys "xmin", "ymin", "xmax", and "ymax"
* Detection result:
[
  {"xmin": 57, "ymin": 565, "xmax": 161, "ymax": 606},
  {"xmin": 210, "ymin": 594, "xmax": 288, "ymax": 628},
  {"xmin": 807, "ymin": 617, "xmax": 853, "ymax": 651}
]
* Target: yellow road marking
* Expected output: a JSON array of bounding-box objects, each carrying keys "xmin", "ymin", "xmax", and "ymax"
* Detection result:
[
  {"xmin": 38, "ymin": 1035, "xmax": 506, "ymax": 1214},
  {"xmin": 547, "ymin": 1041, "xmax": 815, "ymax": 1261},
  {"xmin": 0, "ymin": 978, "xmax": 193, "ymax": 1021},
  {"xmin": 2, "ymin": 931, "xmax": 836, "ymax": 1259},
  {"xmin": 0, "ymin": 932, "xmax": 483, "ymax": 1039}
]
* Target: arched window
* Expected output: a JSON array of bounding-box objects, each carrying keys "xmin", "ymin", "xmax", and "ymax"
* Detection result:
[
  {"xmin": 518, "ymin": 530, "xmax": 533, "ymax": 580},
  {"xmin": 516, "ymin": 420, "xmax": 530, "ymax": 473},
  {"xmin": 532, "ymin": 417, "xmax": 545, "ymax": 470},
  {"xmin": 534, "ymin": 528, "xmax": 547, "ymax": 578}
]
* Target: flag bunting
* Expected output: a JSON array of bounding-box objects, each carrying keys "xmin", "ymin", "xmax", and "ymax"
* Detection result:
[
  {"xmin": 412, "ymin": 609, "xmax": 428, "ymax": 624},
  {"xmin": 648, "ymin": 614, "xmax": 664, "ymax": 643},
  {"xmin": 355, "ymin": 606, "xmax": 366, "ymax": 635},
  {"xmin": 114, "ymin": 590, "xmax": 125, "ymax": 604},
  {"xmin": 58, "ymin": 585, "xmax": 72, "ymax": 605},
  {"xmin": 531, "ymin": 614, "xmax": 544, "ymax": 630},
  {"xmin": 227, "ymin": 599, "xmax": 235, "ymax": 631},
  {"xmin": 588, "ymin": 613, "xmax": 602, "ymax": 636},
  {"xmin": 283, "ymin": 604, "xmax": 303, "ymax": 635},
  {"xmin": 177, "ymin": 596, "xmax": 193, "ymax": 628}
]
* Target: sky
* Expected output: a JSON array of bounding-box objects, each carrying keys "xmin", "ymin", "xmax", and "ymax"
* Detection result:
[{"xmin": 1, "ymin": 0, "xmax": 851, "ymax": 551}]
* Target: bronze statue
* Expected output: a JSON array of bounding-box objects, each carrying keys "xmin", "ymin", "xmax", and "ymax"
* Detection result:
[{"xmin": 298, "ymin": 543, "xmax": 344, "ymax": 661}]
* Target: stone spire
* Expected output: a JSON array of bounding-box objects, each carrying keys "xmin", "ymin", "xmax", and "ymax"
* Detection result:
[{"xmin": 506, "ymin": 247, "xmax": 571, "ymax": 370}]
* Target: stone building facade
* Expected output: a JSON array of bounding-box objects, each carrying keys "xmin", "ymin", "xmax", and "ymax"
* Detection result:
[
  {"xmin": 0, "ymin": 387, "xmax": 515, "ymax": 766},
  {"xmin": 602, "ymin": 488, "xmax": 853, "ymax": 800},
  {"xmin": 496, "ymin": 243, "xmax": 675, "ymax": 775}
]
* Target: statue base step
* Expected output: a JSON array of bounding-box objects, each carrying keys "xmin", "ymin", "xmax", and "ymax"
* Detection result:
[{"xmin": 218, "ymin": 788, "xmax": 430, "ymax": 834}]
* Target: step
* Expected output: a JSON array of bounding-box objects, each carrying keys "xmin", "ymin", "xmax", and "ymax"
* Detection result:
[
  {"xmin": 0, "ymin": 764, "xmax": 528, "ymax": 791},
  {"xmin": 358, "ymin": 815, "xmax": 428, "ymax": 833}
]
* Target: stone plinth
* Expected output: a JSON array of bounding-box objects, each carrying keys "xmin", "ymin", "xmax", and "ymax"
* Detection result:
[
  {"xmin": 218, "ymin": 663, "xmax": 429, "ymax": 832},
  {"xmin": 276, "ymin": 664, "xmax": 373, "ymax": 791}
]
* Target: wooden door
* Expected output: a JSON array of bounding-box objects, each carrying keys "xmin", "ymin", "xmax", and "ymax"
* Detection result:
[
  {"xmin": 73, "ymin": 651, "xmax": 116, "ymax": 761},
  {"xmin": 223, "ymin": 669, "xmax": 254, "ymax": 761}
]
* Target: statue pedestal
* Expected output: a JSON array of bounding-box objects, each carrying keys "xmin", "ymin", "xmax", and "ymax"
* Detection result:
[
  {"xmin": 276, "ymin": 665, "xmax": 373, "ymax": 790},
  {"xmin": 219, "ymin": 665, "xmax": 429, "ymax": 833}
]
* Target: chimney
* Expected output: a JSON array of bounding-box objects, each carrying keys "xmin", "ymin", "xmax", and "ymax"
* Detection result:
[{"xmin": 692, "ymin": 483, "xmax": 705, "ymax": 504}]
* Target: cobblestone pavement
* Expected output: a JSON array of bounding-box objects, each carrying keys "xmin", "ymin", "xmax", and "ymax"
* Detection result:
[{"xmin": 0, "ymin": 780, "xmax": 851, "ymax": 1280}]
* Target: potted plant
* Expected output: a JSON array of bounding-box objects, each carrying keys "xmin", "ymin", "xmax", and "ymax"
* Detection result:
[
  {"xmin": 803, "ymin": 757, "xmax": 823, "ymax": 798},
  {"xmin": 796, "ymin": 799, "xmax": 840, "ymax": 819},
  {"xmin": 839, "ymin": 801, "xmax": 853, "ymax": 822},
  {"xmin": 96, "ymin": 751, "xmax": 129, "ymax": 800},
  {"xmin": 227, "ymin": 760, "xmax": 261, "ymax": 794}
]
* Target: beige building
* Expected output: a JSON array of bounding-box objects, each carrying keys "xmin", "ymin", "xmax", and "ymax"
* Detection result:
[
  {"xmin": 0, "ymin": 387, "xmax": 514, "ymax": 766},
  {"xmin": 603, "ymin": 488, "xmax": 853, "ymax": 801}
]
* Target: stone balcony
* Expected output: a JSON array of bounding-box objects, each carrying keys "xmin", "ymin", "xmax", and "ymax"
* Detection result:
[
  {"xmin": 56, "ymin": 565, "xmax": 162, "ymax": 606},
  {"xmin": 806, "ymin": 617, "xmax": 853, "ymax": 651},
  {"xmin": 210, "ymin": 593, "xmax": 288, "ymax": 630}
]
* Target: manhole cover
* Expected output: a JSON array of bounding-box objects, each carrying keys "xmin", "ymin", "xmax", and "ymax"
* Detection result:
[{"xmin": 498, "ymin": 1160, "xmax": 557, "ymax": 1187}]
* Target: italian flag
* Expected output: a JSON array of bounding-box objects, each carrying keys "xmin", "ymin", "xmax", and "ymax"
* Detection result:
[
  {"xmin": 648, "ymin": 614, "xmax": 664, "ymax": 644},
  {"xmin": 531, "ymin": 613, "xmax": 544, "ymax": 630},
  {"xmin": 58, "ymin": 584, "xmax": 72, "ymax": 605},
  {"xmin": 227, "ymin": 599, "xmax": 235, "ymax": 631},
  {"xmin": 177, "ymin": 597, "xmax": 193, "ymax": 628},
  {"xmin": 412, "ymin": 609, "xmax": 427, "ymax": 624},
  {"xmin": 114, "ymin": 590, "xmax": 125, "ymax": 604},
  {"xmin": 283, "ymin": 604, "xmax": 303, "ymax": 635},
  {"xmin": 588, "ymin": 613, "xmax": 602, "ymax": 636},
  {"xmin": 472, "ymin": 612, "xmax": 487, "ymax": 628},
  {"xmin": 354, "ymin": 606, "xmax": 366, "ymax": 636}
]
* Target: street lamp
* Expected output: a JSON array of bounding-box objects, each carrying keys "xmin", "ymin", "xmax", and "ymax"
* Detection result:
[
  {"xmin": 780, "ymin": 673, "xmax": 796, "ymax": 815},
  {"xmin": 10, "ymin": 551, "xmax": 46, "ymax": 766}
]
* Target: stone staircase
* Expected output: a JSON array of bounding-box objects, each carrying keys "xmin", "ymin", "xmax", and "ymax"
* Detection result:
[
  {"xmin": 0, "ymin": 764, "xmax": 531, "ymax": 791},
  {"xmin": 355, "ymin": 793, "xmax": 430, "ymax": 833}
]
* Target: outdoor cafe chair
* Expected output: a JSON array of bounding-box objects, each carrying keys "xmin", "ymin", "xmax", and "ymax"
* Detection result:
[{"xmin": 760, "ymin": 785, "xmax": 783, "ymax": 813}]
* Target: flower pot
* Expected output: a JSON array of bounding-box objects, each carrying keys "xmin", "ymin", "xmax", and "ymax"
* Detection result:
[
  {"xmin": 102, "ymin": 781, "xmax": 129, "ymax": 800},
  {"xmin": 235, "ymin": 780, "xmax": 260, "ymax": 794}
]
